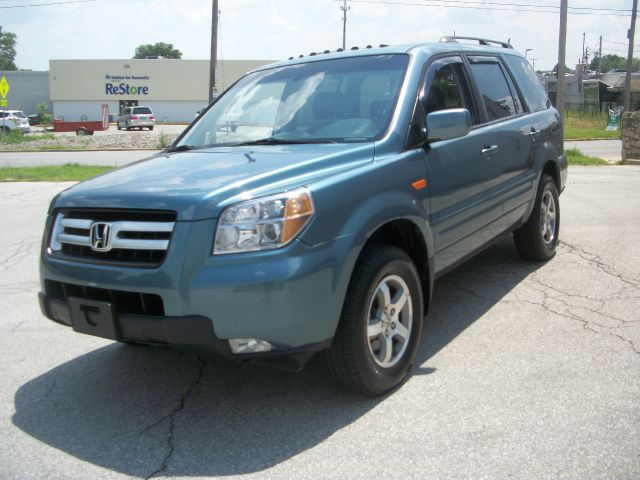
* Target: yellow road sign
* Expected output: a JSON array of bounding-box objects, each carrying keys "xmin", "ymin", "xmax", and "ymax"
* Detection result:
[
  {"xmin": 0, "ymin": 76, "xmax": 9, "ymax": 99},
  {"xmin": 0, "ymin": 100, "xmax": 7, "ymax": 107}
]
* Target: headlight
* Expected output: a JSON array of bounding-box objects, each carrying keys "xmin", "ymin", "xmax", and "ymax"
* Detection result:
[{"xmin": 213, "ymin": 189, "xmax": 314, "ymax": 254}]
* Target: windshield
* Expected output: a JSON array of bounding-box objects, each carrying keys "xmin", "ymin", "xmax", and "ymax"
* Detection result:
[
  {"xmin": 177, "ymin": 54, "xmax": 409, "ymax": 148},
  {"xmin": 133, "ymin": 107, "xmax": 152, "ymax": 114}
]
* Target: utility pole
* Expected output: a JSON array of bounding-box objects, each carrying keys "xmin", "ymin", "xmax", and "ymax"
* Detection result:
[
  {"xmin": 598, "ymin": 35, "xmax": 603, "ymax": 77},
  {"xmin": 341, "ymin": 0, "xmax": 350, "ymax": 50},
  {"xmin": 531, "ymin": 58, "xmax": 538, "ymax": 70},
  {"xmin": 209, "ymin": 0, "xmax": 219, "ymax": 103},
  {"xmin": 557, "ymin": 0, "xmax": 568, "ymax": 123},
  {"xmin": 624, "ymin": 0, "xmax": 638, "ymax": 111},
  {"xmin": 582, "ymin": 32, "xmax": 586, "ymax": 66}
]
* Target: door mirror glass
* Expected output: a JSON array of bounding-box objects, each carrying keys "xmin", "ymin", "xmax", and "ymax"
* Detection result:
[{"xmin": 426, "ymin": 108, "xmax": 472, "ymax": 142}]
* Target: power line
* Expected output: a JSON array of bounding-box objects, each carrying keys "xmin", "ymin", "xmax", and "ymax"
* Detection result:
[
  {"xmin": 334, "ymin": 0, "xmax": 633, "ymax": 12},
  {"xmin": 0, "ymin": 0, "xmax": 96, "ymax": 8},
  {"xmin": 602, "ymin": 48, "xmax": 635, "ymax": 54},
  {"xmin": 345, "ymin": 0, "xmax": 633, "ymax": 17},
  {"xmin": 407, "ymin": 0, "xmax": 633, "ymax": 13},
  {"xmin": 604, "ymin": 39, "xmax": 640, "ymax": 48}
]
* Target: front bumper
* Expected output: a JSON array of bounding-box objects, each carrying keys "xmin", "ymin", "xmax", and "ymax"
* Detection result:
[
  {"xmin": 38, "ymin": 291, "xmax": 331, "ymax": 365},
  {"xmin": 40, "ymin": 216, "xmax": 356, "ymax": 356}
]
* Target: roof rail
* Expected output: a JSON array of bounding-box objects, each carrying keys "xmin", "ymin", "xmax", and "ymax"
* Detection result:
[
  {"xmin": 439, "ymin": 36, "xmax": 513, "ymax": 49},
  {"xmin": 288, "ymin": 43, "xmax": 390, "ymax": 60}
]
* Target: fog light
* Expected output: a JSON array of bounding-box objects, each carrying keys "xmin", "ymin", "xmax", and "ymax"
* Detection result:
[{"xmin": 228, "ymin": 338, "xmax": 273, "ymax": 354}]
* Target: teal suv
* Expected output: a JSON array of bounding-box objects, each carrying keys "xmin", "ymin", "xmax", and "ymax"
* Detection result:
[{"xmin": 39, "ymin": 37, "xmax": 567, "ymax": 395}]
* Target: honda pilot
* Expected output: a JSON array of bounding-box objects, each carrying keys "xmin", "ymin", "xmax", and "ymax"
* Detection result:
[{"xmin": 39, "ymin": 36, "xmax": 567, "ymax": 395}]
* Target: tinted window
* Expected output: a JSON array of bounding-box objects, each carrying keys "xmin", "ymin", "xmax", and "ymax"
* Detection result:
[
  {"xmin": 424, "ymin": 64, "xmax": 464, "ymax": 114},
  {"xmin": 133, "ymin": 107, "xmax": 152, "ymax": 114},
  {"xmin": 504, "ymin": 55, "xmax": 549, "ymax": 112},
  {"xmin": 468, "ymin": 58, "xmax": 517, "ymax": 121}
]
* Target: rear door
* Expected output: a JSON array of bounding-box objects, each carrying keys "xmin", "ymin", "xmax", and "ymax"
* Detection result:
[{"xmin": 464, "ymin": 55, "xmax": 535, "ymax": 232}]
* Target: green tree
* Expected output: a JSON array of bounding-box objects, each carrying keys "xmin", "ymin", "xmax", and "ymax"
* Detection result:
[
  {"xmin": 38, "ymin": 102, "xmax": 52, "ymax": 128},
  {"xmin": 0, "ymin": 26, "xmax": 17, "ymax": 71},
  {"xmin": 133, "ymin": 42, "xmax": 182, "ymax": 59},
  {"xmin": 552, "ymin": 64, "xmax": 575, "ymax": 76},
  {"xmin": 590, "ymin": 54, "xmax": 640, "ymax": 73}
]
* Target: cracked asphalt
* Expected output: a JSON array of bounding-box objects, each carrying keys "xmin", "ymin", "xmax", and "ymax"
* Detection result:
[{"xmin": 1, "ymin": 166, "xmax": 639, "ymax": 480}]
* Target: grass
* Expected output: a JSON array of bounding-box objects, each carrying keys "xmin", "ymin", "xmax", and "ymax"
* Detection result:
[
  {"xmin": 563, "ymin": 110, "xmax": 621, "ymax": 140},
  {"xmin": 0, "ymin": 130, "xmax": 55, "ymax": 144},
  {"xmin": 0, "ymin": 163, "xmax": 114, "ymax": 181},
  {"xmin": 565, "ymin": 148, "xmax": 610, "ymax": 166}
]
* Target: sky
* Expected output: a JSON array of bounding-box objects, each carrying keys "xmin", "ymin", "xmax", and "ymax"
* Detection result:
[{"xmin": 1, "ymin": 0, "xmax": 638, "ymax": 72}]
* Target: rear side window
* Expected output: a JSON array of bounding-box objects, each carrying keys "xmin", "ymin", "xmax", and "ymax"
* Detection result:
[
  {"xmin": 133, "ymin": 107, "xmax": 152, "ymax": 114},
  {"xmin": 504, "ymin": 55, "xmax": 549, "ymax": 112},
  {"xmin": 468, "ymin": 57, "xmax": 518, "ymax": 121}
]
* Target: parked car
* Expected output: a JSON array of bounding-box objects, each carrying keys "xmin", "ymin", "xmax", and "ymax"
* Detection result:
[
  {"xmin": 28, "ymin": 113, "xmax": 44, "ymax": 126},
  {"xmin": 1, "ymin": 110, "xmax": 30, "ymax": 133},
  {"xmin": 39, "ymin": 36, "xmax": 566, "ymax": 395},
  {"xmin": 117, "ymin": 106, "xmax": 155, "ymax": 130}
]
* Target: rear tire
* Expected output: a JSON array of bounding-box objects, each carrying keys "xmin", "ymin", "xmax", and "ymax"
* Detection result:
[
  {"xmin": 514, "ymin": 173, "xmax": 560, "ymax": 261},
  {"xmin": 149, "ymin": 126, "xmax": 154, "ymax": 131},
  {"xmin": 325, "ymin": 245, "xmax": 423, "ymax": 396}
]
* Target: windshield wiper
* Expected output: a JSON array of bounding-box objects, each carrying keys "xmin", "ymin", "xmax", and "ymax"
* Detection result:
[
  {"xmin": 166, "ymin": 144, "xmax": 195, "ymax": 153},
  {"xmin": 233, "ymin": 137, "xmax": 337, "ymax": 146}
]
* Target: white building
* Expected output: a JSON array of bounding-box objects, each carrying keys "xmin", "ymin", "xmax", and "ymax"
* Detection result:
[{"xmin": 49, "ymin": 59, "xmax": 274, "ymax": 123}]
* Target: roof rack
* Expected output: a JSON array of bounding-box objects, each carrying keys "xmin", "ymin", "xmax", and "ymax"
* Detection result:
[
  {"xmin": 439, "ymin": 36, "xmax": 513, "ymax": 49},
  {"xmin": 287, "ymin": 44, "xmax": 390, "ymax": 61}
]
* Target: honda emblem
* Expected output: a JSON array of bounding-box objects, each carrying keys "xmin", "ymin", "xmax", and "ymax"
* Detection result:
[{"xmin": 90, "ymin": 222, "xmax": 112, "ymax": 252}]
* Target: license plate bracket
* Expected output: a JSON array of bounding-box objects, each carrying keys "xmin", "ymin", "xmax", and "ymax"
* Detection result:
[{"xmin": 68, "ymin": 297, "xmax": 118, "ymax": 340}]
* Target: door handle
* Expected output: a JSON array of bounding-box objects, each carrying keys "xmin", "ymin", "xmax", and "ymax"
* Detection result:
[{"xmin": 482, "ymin": 145, "xmax": 499, "ymax": 156}]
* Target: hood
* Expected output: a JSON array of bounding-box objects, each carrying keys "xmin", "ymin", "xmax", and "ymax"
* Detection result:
[{"xmin": 53, "ymin": 143, "xmax": 374, "ymax": 221}]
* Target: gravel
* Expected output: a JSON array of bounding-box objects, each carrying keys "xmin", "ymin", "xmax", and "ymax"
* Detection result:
[{"xmin": 0, "ymin": 129, "xmax": 181, "ymax": 152}]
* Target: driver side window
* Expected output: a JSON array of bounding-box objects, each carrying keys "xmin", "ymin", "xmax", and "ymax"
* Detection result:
[{"xmin": 422, "ymin": 62, "xmax": 474, "ymax": 122}]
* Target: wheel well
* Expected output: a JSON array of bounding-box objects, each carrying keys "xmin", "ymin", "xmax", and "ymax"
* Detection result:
[
  {"xmin": 543, "ymin": 160, "xmax": 559, "ymax": 190},
  {"xmin": 366, "ymin": 219, "xmax": 430, "ymax": 310}
]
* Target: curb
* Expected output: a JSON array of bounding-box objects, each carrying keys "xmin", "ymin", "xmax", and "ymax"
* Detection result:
[{"xmin": 0, "ymin": 149, "xmax": 163, "ymax": 153}]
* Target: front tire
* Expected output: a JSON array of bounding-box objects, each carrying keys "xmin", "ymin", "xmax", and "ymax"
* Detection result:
[
  {"xmin": 514, "ymin": 173, "xmax": 560, "ymax": 261},
  {"xmin": 325, "ymin": 245, "xmax": 423, "ymax": 396}
]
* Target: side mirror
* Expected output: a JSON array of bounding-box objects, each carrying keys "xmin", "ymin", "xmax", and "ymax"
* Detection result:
[{"xmin": 426, "ymin": 108, "xmax": 472, "ymax": 142}]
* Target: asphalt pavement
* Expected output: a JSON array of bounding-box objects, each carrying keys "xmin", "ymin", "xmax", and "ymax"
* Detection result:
[{"xmin": 0, "ymin": 167, "xmax": 639, "ymax": 479}]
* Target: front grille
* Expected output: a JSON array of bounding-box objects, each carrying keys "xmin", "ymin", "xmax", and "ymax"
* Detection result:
[
  {"xmin": 49, "ymin": 209, "xmax": 176, "ymax": 267},
  {"xmin": 45, "ymin": 280, "xmax": 164, "ymax": 316}
]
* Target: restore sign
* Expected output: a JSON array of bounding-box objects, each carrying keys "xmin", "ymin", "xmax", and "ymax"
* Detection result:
[{"xmin": 105, "ymin": 83, "xmax": 149, "ymax": 95}]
